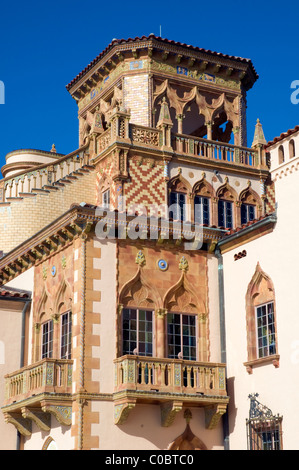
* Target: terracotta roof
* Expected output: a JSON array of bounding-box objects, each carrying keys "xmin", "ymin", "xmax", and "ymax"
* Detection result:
[
  {"xmin": 267, "ymin": 125, "xmax": 299, "ymax": 147},
  {"xmin": 66, "ymin": 35, "xmax": 258, "ymax": 91},
  {"xmin": 223, "ymin": 213, "xmax": 276, "ymax": 237},
  {"xmin": 0, "ymin": 286, "xmax": 31, "ymax": 299}
]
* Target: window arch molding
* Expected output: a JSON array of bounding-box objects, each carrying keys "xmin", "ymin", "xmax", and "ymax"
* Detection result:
[
  {"xmin": 244, "ymin": 263, "xmax": 279, "ymax": 373},
  {"xmin": 238, "ymin": 185, "xmax": 263, "ymax": 225},
  {"xmin": 216, "ymin": 180, "xmax": 238, "ymax": 229},
  {"xmin": 168, "ymin": 172, "xmax": 192, "ymax": 222},
  {"xmin": 191, "ymin": 177, "xmax": 215, "ymax": 225}
]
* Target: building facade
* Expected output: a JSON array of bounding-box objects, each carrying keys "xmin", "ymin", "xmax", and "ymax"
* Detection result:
[{"xmin": 0, "ymin": 35, "xmax": 294, "ymax": 450}]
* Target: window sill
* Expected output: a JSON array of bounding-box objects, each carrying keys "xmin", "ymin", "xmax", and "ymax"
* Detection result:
[{"xmin": 244, "ymin": 354, "xmax": 280, "ymax": 374}]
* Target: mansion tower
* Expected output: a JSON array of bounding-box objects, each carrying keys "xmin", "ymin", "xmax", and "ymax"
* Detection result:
[{"xmin": 0, "ymin": 35, "xmax": 296, "ymax": 451}]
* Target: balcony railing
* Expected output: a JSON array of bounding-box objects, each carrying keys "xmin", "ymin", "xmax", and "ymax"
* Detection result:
[
  {"xmin": 173, "ymin": 133, "xmax": 258, "ymax": 168},
  {"xmin": 114, "ymin": 355, "xmax": 227, "ymax": 397},
  {"xmin": 4, "ymin": 358, "xmax": 73, "ymax": 405}
]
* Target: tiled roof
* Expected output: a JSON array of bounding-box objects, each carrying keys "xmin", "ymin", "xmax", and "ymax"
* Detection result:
[
  {"xmin": 0, "ymin": 286, "xmax": 31, "ymax": 299},
  {"xmin": 66, "ymin": 35, "xmax": 258, "ymax": 90},
  {"xmin": 223, "ymin": 213, "xmax": 275, "ymax": 237},
  {"xmin": 267, "ymin": 125, "xmax": 299, "ymax": 147}
]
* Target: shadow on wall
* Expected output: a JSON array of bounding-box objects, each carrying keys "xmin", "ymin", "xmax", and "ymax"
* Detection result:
[
  {"xmin": 114, "ymin": 404, "xmax": 223, "ymax": 450},
  {"xmin": 227, "ymin": 376, "xmax": 237, "ymax": 434}
]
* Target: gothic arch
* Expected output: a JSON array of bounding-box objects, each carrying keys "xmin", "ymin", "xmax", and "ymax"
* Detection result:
[
  {"xmin": 167, "ymin": 423, "xmax": 207, "ymax": 450},
  {"xmin": 216, "ymin": 180, "xmax": 238, "ymax": 201},
  {"xmin": 192, "ymin": 176, "xmax": 215, "ymax": 198},
  {"xmin": 54, "ymin": 277, "xmax": 73, "ymax": 315},
  {"xmin": 119, "ymin": 267, "xmax": 162, "ymax": 309},
  {"xmin": 168, "ymin": 172, "xmax": 192, "ymax": 195},
  {"xmin": 36, "ymin": 286, "xmax": 52, "ymax": 323},
  {"xmin": 238, "ymin": 185, "xmax": 263, "ymax": 220},
  {"xmin": 163, "ymin": 272, "xmax": 205, "ymax": 314},
  {"xmin": 167, "ymin": 409, "xmax": 207, "ymax": 450}
]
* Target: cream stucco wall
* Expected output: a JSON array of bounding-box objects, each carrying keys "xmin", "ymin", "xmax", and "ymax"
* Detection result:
[
  {"xmin": 222, "ymin": 145, "xmax": 299, "ymax": 449},
  {"xmin": 90, "ymin": 401, "xmax": 223, "ymax": 451}
]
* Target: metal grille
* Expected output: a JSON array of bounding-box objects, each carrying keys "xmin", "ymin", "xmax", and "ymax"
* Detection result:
[{"xmin": 246, "ymin": 394, "xmax": 283, "ymax": 450}]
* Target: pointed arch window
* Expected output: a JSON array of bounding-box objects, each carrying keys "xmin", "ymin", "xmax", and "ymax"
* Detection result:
[{"xmin": 245, "ymin": 264, "xmax": 279, "ymax": 372}]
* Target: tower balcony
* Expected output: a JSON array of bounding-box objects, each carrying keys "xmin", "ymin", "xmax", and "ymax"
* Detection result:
[
  {"xmin": 95, "ymin": 114, "xmax": 268, "ymax": 176},
  {"xmin": 113, "ymin": 355, "xmax": 229, "ymax": 428},
  {"xmin": 2, "ymin": 359, "xmax": 73, "ymax": 436}
]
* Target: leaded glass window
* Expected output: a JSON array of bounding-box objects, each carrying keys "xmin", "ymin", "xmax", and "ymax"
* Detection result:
[
  {"xmin": 61, "ymin": 311, "xmax": 72, "ymax": 359},
  {"xmin": 42, "ymin": 320, "xmax": 54, "ymax": 359},
  {"xmin": 241, "ymin": 203, "xmax": 255, "ymax": 225},
  {"xmin": 122, "ymin": 308, "xmax": 153, "ymax": 356},
  {"xmin": 169, "ymin": 191, "xmax": 186, "ymax": 221},
  {"xmin": 256, "ymin": 302, "xmax": 276, "ymax": 358},
  {"xmin": 194, "ymin": 195, "xmax": 210, "ymax": 225},
  {"xmin": 218, "ymin": 200, "xmax": 233, "ymax": 228},
  {"xmin": 167, "ymin": 313, "xmax": 196, "ymax": 361}
]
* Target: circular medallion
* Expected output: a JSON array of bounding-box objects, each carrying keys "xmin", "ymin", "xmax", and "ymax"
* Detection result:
[
  {"xmin": 158, "ymin": 259, "xmax": 168, "ymax": 271},
  {"xmin": 51, "ymin": 266, "xmax": 56, "ymax": 277}
]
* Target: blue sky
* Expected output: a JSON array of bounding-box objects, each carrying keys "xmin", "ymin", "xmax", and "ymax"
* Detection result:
[{"xmin": 0, "ymin": 0, "xmax": 298, "ymax": 169}]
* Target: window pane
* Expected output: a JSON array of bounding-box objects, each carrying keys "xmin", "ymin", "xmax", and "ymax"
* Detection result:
[{"xmin": 256, "ymin": 302, "xmax": 276, "ymax": 358}]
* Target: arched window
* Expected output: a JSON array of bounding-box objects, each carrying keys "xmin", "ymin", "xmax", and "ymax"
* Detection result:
[
  {"xmin": 245, "ymin": 263, "xmax": 279, "ymax": 372},
  {"xmin": 217, "ymin": 182, "xmax": 237, "ymax": 229},
  {"xmin": 289, "ymin": 139, "xmax": 295, "ymax": 158},
  {"xmin": 168, "ymin": 174, "xmax": 191, "ymax": 222},
  {"xmin": 239, "ymin": 186, "xmax": 262, "ymax": 225},
  {"xmin": 192, "ymin": 179, "xmax": 214, "ymax": 226},
  {"xmin": 278, "ymin": 145, "xmax": 284, "ymax": 164}
]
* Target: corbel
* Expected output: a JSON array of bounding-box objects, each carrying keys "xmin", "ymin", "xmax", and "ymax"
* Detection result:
[
  {"xmin": 21, "ymin": 407, "xmax": 51, "ymax": 432},
  {"xmin": 114, "ymin": 399, "xmax": 136, "ymax": 425},
  {"xmin": 41, "ymin": 404, "xmax": 72, "ymax": 426},
  {"xmin": 226, "ymin": 67, "xmax": 234, "ymax": 77},
  {"xmin": 161, "ymin": 401, "xmax": 183, "ymax": 427},
  {"xmin": 188, "ymin": 57, "xmax": 195, "ymax": 67},
  {"xmin": 4, "ymin": 413, "xmax": 32, "ymax": 437},
  {"xmin": 199, "ymin": 60, "xmax": 209, "ymax": 71},
  {"xmin": 175, "ymin": 54, "xmax": 183, "ymax": 64},
  {"xmin": 204, "ymin": 404, "xmax": 227, "ymax": 430},
  {"xmin": 116, "ymin": 52, "xmax": 124, "ymax": 62},
  {"xmin": 132, "ymin": 49, "xmax": 138, "ymax": 59},
  {"xmin": 162, "ymin": 51, "xmax": 169, "ymax": 61}
]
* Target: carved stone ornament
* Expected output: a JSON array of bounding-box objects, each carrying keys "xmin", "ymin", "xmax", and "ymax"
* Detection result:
[
  {"xmin": 179, "ymin": 256, "xmax": 189, "ymax": 272},
  {"xmin": 135, "ymin": 250, "xmax": 146, "ymax": 267}
]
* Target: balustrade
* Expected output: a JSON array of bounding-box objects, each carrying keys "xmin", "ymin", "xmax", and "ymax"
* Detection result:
[
  {"xmin": 114, "ymin": 355, "xmax": 226, "ymax": 397},
  {"xmin": 173, "ymin": 134, "xmax": 258, "ymax": 168},
  {"xmin": 4, "ymin": 359, "xmax": 73, "ymax": 404}
]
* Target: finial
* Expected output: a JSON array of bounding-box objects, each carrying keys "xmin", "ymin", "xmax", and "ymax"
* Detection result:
[
  {"xmin": 135, "ymin": 250, "xmax": 146, "ymax": 267},
  {"xmin": 179, "ymin": 256, "xmax": 189, "ymax": 272},
  {"xmin": 184, "ymin": 409, "xmax": 192, "ymax": 424},
  {"xmin": 156, "ymin": 97, "xmax": 173, "ymax": 128},
  {"xmin": 51, "ymin": 143, "xmax": 57, "ymax": 153},
  {"xmin": 252, "ymin": 119, "xmax": 267, "ymax": 147}
]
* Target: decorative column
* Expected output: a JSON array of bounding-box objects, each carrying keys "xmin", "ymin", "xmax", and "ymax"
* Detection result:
[
  {"xmin": 155, "ymin": 308, "xmax": 167, "ymax": 358},
  {"xmin": 176, "ymin": 114, "xmax": 184, "ymax": 135}
]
